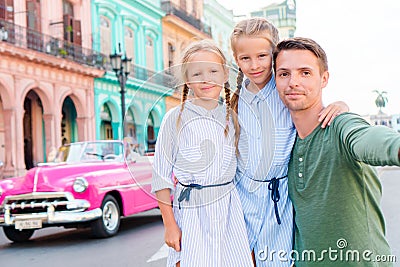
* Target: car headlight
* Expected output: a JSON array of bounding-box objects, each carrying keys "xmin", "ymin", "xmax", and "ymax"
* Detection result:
[{"xmin": 73, "ymin": 177, "xmax": 88, "ymax": 193}]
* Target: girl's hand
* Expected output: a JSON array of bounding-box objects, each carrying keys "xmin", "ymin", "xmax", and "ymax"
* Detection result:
[
  {"xmin": 319, "ymin": 101, "xmax": 349, "ymax": 128},
  {"xmin": 165, "ymin": 222, "xmax": 182, "ymax": 252},
  {"xmin": 156, "ymin": 189, "xmax": 181, "ymax": 251}
]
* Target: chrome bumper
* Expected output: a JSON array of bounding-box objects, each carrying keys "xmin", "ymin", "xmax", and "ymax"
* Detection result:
[
  {"xmin": 0, "ymin": 206, "xmax": 102, "ymax": 226},
  {"xmin": 0, "ymin": 192, "xmax": 102, "ymax": 226}
]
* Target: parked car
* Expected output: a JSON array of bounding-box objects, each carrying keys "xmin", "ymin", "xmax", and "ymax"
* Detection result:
[{"xmin": 0, "ymin": 140, "xmax": 158, "ymax": 242}]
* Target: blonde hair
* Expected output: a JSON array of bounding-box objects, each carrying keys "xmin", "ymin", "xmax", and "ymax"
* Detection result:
[
  {"xmin": 230, "ymin": 18, "xmax": 279, "ymax": 150},
  {"xmin": 176, "ymin": 39, "xmax": 232, "ymax": 136}
]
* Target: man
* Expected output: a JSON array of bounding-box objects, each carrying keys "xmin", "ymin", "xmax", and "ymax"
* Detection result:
[{"xmin": 273, "ymin": 37, "xmax": 400, "ymax": 266}]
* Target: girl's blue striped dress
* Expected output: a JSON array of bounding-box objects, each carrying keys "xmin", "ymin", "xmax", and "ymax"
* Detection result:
[{"xmin": 152, "ymin": 100, "xmax": 253, "ymax": 267}]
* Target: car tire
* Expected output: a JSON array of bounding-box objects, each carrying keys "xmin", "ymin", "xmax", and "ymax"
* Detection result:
[
  {"xmin": 3, "ymin": 227, "xmax": 35, "ymax": 242},
  {"xmin": 91, "ymin": 195, "xmax": 121, "ymax": 238}
]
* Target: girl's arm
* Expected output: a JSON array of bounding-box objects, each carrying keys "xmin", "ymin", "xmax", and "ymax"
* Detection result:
[
  {"xmin": 156, "ymin": 188, "xmax": 181, "ymax": 252},
  {"xmin": 319, "ymin": 101, "xmax": 349, "ymax": 128}
]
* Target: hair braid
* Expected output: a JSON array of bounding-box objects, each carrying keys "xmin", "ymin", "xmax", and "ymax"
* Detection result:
[
  {"xmin": 231, "ymin": 69, "xmax": 243, "ymax": 114},
  {"xmin": 224, "ymin": 81, "xmax": 231, "ymax": 137},
  {"xmin": 176, "ymin": 84, "xmax": 190, "ymax": 129},
  {"xmin": 231, "ymin": 69, "xmax": 244, "ymax": 154}
]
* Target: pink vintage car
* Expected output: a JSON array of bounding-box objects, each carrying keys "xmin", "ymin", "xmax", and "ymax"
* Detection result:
[{"xmin": 0, "ymin": 140, "xmax": 158, "ymax": 242}]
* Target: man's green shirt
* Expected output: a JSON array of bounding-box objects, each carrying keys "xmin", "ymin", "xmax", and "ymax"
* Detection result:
[{"xmin": 288, "ymin": 113, "xmax": 400, "ymax": 266}]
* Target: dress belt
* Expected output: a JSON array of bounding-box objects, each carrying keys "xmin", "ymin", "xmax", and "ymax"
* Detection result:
[
  {"xmin": 177, "ymin": 180, "xmax": 233, "ymax": 209},
  {"xmin": 250, "ymin": 175, "xmax": 288, "ymax": 225}
]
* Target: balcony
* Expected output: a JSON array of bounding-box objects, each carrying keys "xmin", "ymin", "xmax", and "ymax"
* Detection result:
[
  {"xmin": 104, "ymin": 60, "xmax": 175, "ymax": 89},
  {"xmin": 0, "ymin": 19, "xmax": 106, "ymax": 69},
  {"xmin": 161, "ymin": 1, "xmax": 211, "ymax": 36}
]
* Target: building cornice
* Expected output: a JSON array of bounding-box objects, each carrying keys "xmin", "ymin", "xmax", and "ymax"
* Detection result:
[{"xmin": 0, "ymin": 42, "xmax": 105, "ymax": 78}]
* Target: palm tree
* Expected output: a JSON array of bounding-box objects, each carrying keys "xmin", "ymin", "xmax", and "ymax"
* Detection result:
[{"xmin": 372, "ymin": 90, "xmax": 388, "ymax": 113}]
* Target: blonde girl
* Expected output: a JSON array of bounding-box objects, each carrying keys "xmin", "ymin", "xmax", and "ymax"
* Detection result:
[
  {"xmin": 230, "ymin": 18, "xmax": 349, "ymax": 266},
  {"xmin": 152, "ymin": 39, "xmax": 253, "ymax": 267}
]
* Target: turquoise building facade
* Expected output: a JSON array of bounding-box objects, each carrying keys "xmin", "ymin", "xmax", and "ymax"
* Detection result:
[
  {"xmin": 91, "ymin": 0, "xmax": 171, "ymax": 152},
  {"xmin": 203, "ymin": 0, "xmax": 235, "ymax": 66}
]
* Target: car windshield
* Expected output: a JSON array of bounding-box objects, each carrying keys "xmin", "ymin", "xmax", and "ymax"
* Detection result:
[{"xmin": 54, "ymin": 141, "xmax": 124, "ymax": 163}]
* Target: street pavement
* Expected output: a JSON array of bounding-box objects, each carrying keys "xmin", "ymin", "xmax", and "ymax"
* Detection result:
[{"xmin": 379, "ymin": 166, "xmax": 400, "ymax": 264}]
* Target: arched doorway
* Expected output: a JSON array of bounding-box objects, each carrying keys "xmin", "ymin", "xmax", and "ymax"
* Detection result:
[
  {"xmin": 23, "ymin": 90, "xmax": 44, "ymax": 169},
  {"xmin": 126, "ymin": 108, "xmax": 136, "ymax": 139},
  {"xmin": 100, "ymin": 103, "xmax": 113, "ymax": 140},
  {"xmin": 146, "ymin": 111, "xmax": 155, "ymax": 152},
  {"xmin": 61, "ymin": 96, "xmax": 77, "ymax": 144}
]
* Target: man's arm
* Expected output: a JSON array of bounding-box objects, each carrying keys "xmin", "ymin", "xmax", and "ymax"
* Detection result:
[{"xmin": 335, "ymin": 113, "xmax": 400, "ymax": 166}]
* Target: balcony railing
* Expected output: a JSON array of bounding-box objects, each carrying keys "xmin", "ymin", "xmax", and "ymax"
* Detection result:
[
  {"xmin": 104, "ymin": 61, "xmax": 176, "ymax": 89},
  {"xmin": 0, "ymin": 19, "xmax": 106, "ymax": 69},
  {"xmin": 129, "ymin": 65, "xmax": 176, "ymax": 89},
  {"xmin": 161, "ymin": 1, "xmax": 211, "ymax": 36}
]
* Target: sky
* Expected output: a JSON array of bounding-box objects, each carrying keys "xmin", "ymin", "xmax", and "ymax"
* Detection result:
[{"xmin": 216, "ymin": 0, "xmax": 400, "ymax": 115}]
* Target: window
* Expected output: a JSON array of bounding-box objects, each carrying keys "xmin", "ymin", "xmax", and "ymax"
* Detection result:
[
  {"xmin": 0, "ymin": 0, "xmax": 14, "ymax": 22},
  {"xmin": 26, "ymin": 0, "xmax": 41, "ymax": 30},
  {"xmin": 62, "ymin": 0, "xmax": 81, "ymax": 45},
  {"xmin": 168, "ymin": 42, "xmax": 175, "ymax": 68},
  {"xmin": 147, "ymin": 112, "xmax": 155, "ymax": 152},
  {"xmin": 100, "ymin": 16, "xmax": 111, "ymax": 55},
  {"xmin": 124, "ymin": 27, "xmax": 135, "ymax": 63},
  {"xmin": 146, "ymin": 36, "xmax": 155, "ymax": 70}
]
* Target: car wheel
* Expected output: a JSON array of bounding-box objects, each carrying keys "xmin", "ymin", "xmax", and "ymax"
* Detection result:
[
  {"xmin": 3, "ymin": 226, "xmax": 35, "ymax": 242},
  {"xmin": 91, "ymin": 195, "xmax": 121, "ymax": 238}
]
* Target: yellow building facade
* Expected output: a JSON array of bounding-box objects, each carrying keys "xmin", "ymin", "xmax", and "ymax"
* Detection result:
[{"xmin": 160, "ymin": 0, "xmax": 211, "ymax": 111}]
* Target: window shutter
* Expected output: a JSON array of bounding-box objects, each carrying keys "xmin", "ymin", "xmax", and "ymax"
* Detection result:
[{"xmin": 73, "ymin": 19, "xmax": 81, "ymax": 45}]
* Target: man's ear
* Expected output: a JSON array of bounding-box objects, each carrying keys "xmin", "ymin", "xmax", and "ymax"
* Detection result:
[{"xmin": 321, "ymin": 71, "xmax": 329, "ymax": 89}]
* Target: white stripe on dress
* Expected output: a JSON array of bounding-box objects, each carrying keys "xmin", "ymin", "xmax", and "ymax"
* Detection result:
[{"xmin": 236, "ymin": 77, "xmax": 296, "ymax": 267}]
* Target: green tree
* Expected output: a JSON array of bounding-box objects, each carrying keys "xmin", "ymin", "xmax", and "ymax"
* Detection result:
[{"xmin": 372, "ymin": 90, "xmax": 388, "ymax": 113}]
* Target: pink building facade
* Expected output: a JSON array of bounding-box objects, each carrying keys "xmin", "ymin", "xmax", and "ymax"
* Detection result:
[{"xmin": 0, "ymin": 0, "xmax": 104, "ymax": 177}]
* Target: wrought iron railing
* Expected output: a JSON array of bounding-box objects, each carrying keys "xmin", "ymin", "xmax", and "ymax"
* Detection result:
[
  {"xmin": 161, "ymin": 1, "xmax": 212, "ymax": 36},
  {"xmin": 0, "ymin": 19, "xmax": 176, "ymax": 88},
  {"xmin": 0, "ymin": 19, "xmax": 106, "ymax": 69},
  {"xmin": 104, "ymin": 61, "xmax": 176, "ymax": 89}
]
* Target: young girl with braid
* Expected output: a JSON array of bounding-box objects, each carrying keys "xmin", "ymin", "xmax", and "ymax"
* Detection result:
[
  {"xmin": 152, "ymin": 39, "xmax": 253, "ymax": 267},
  {"xmin": 230, "ymin": 18, "xmax": 349, "ymax": 266}
]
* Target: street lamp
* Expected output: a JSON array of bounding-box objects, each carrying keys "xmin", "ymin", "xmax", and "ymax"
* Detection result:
[{"xmin": 110, "ymin": 46, "xmax": 132, "ymax": 138}]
